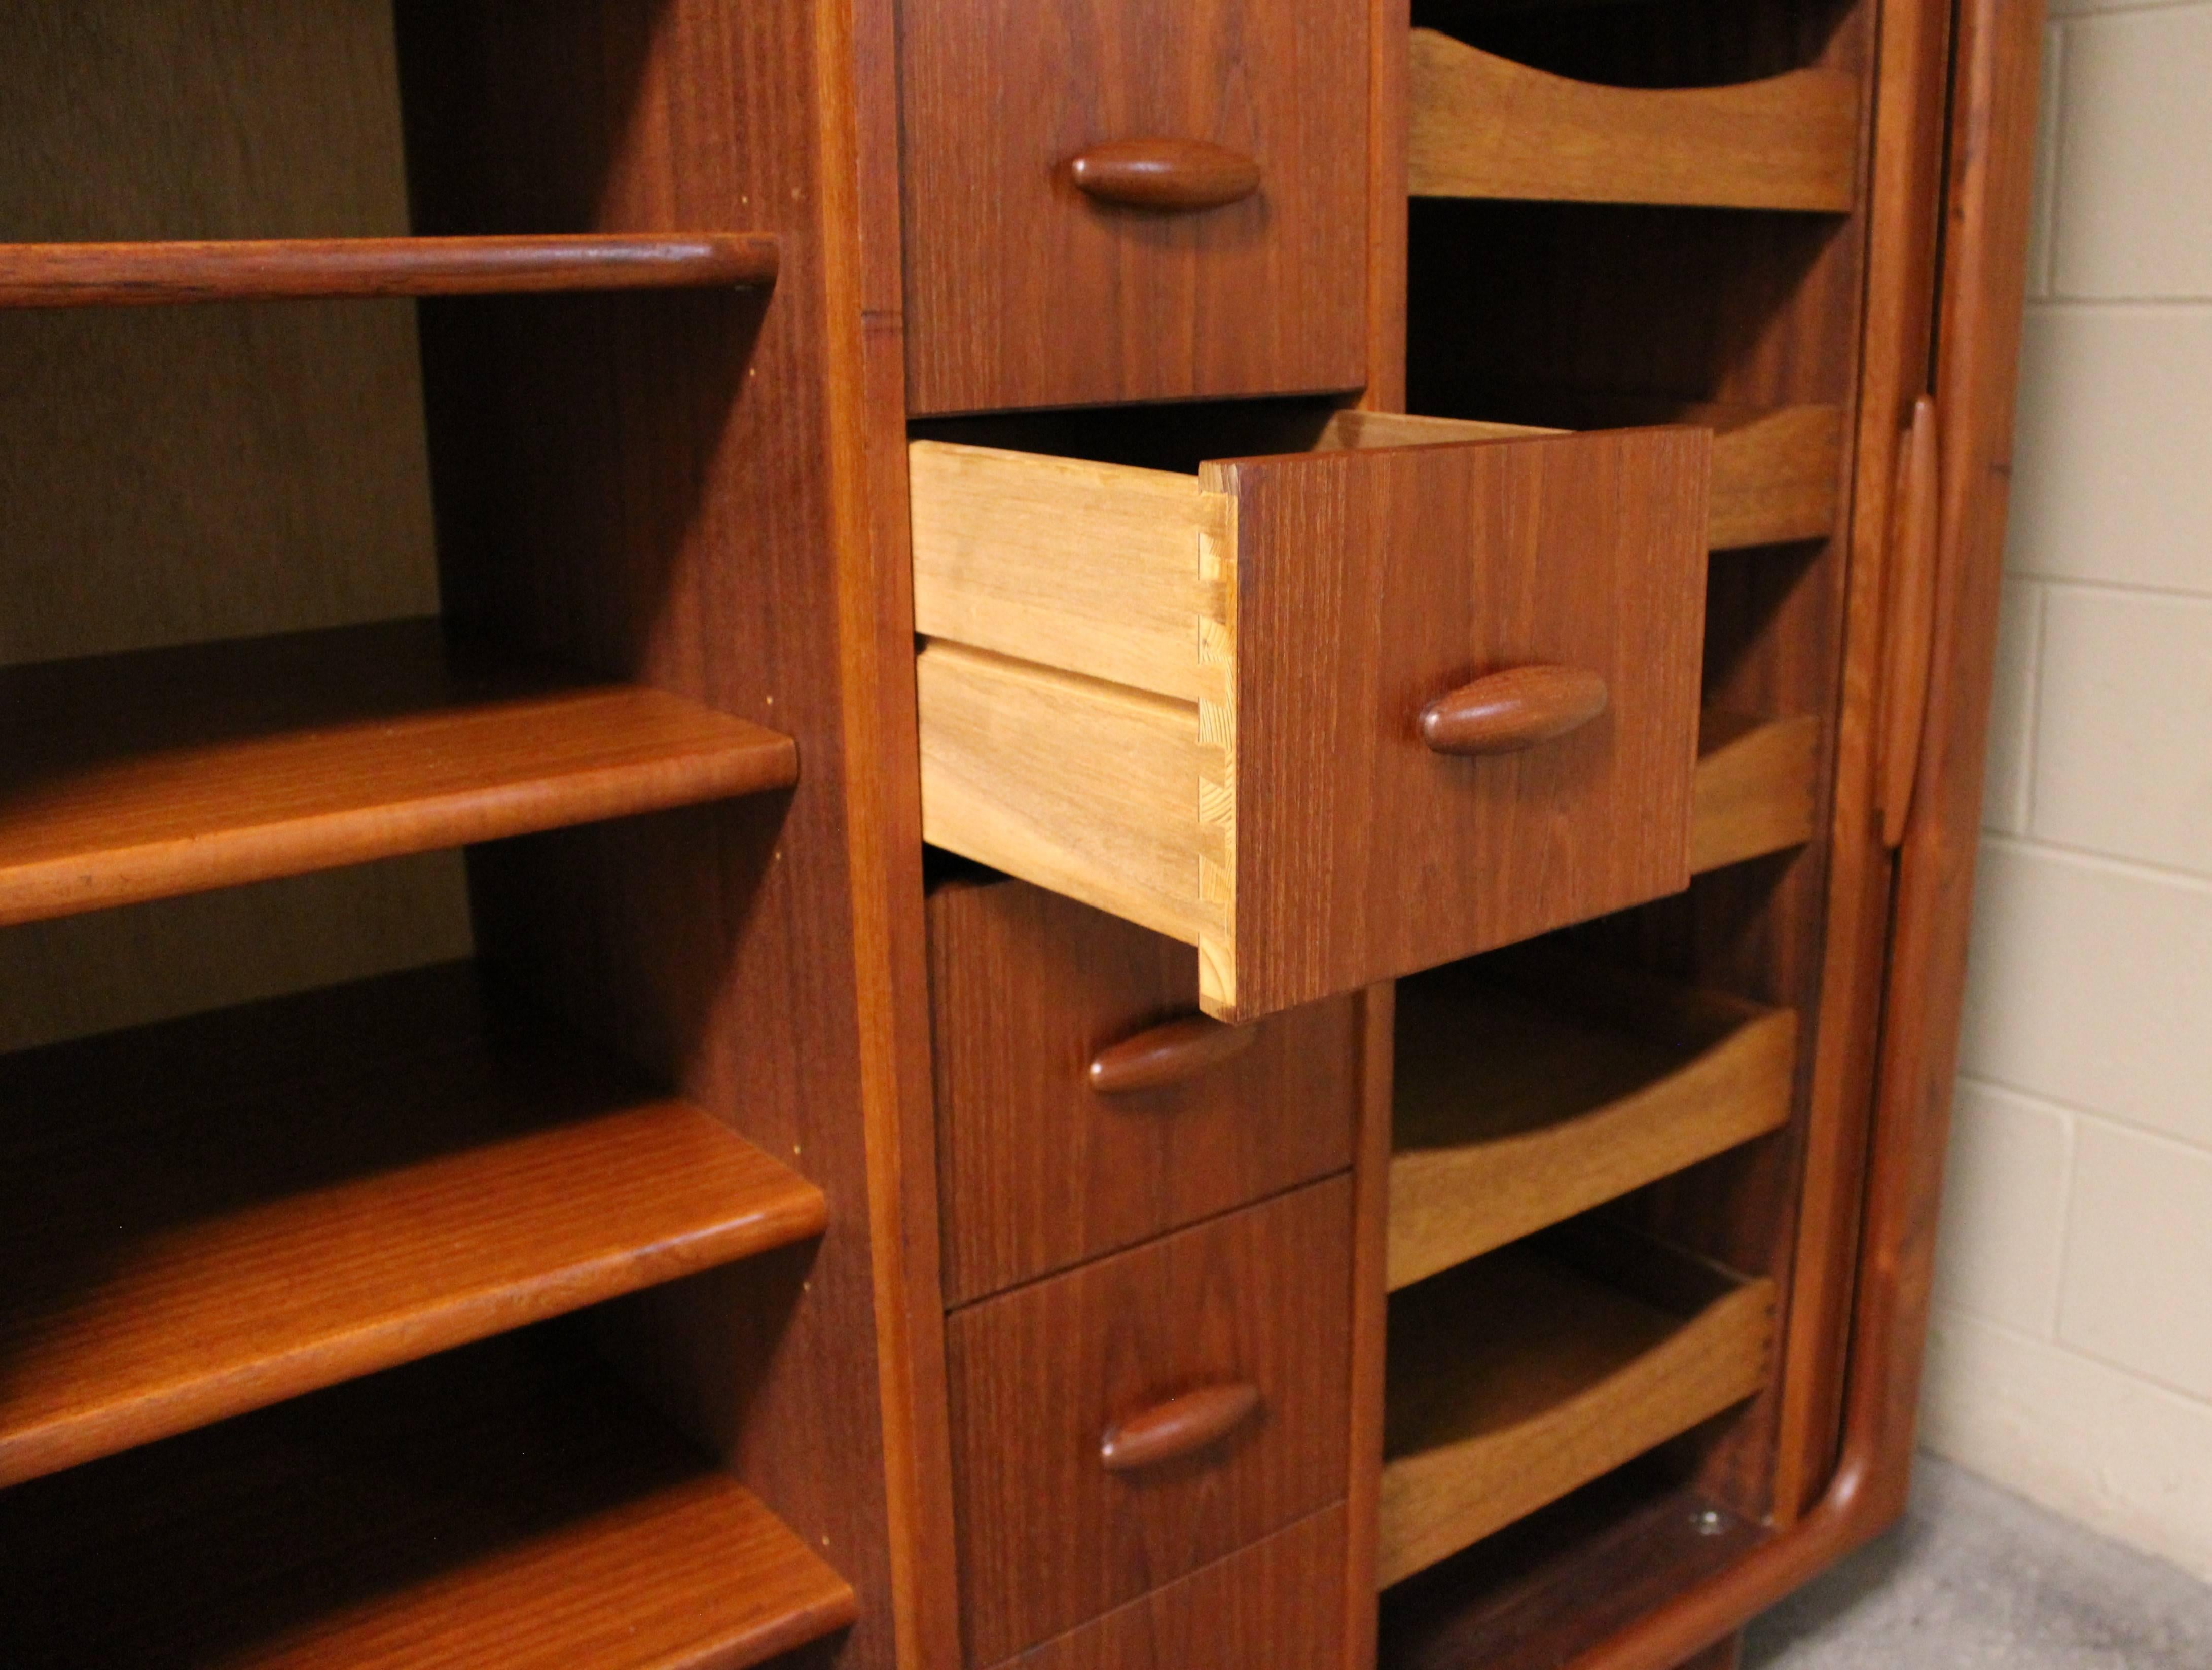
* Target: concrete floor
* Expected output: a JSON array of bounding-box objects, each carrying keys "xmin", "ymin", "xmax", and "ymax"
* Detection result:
[{"xmin": 1743, "ymin": 1457, "xmax": 2212, "ymax": 1668}]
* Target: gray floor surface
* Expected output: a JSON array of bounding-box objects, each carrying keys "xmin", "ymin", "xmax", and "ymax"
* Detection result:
[{"xmin": 1743, "ymin": 1456, "xmax": 2212, "ymax": 1668}]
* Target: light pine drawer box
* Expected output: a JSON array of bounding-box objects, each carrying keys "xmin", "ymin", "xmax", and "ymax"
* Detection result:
[{"xmin": 911, "ymin": 411, "xmax": 1711, "ymax": 1022}]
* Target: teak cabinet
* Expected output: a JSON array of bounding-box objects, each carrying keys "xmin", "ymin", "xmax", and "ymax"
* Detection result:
[{"xmin": 0, "ymin": 0, "xmax": 2039, "ymax": 1666}]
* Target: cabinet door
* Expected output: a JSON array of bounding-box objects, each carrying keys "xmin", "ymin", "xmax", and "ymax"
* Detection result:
[{"xmin": 899, "ymin": 0, "xmax": 1368, "ymax": 415}]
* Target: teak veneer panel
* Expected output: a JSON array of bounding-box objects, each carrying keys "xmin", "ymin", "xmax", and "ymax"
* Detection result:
[
  {"xmin": 947, "ymin": 1179, "xmax": 1353, "ymax": 1663},
  {"xmin": 1380, "ymin": 1231, "xmax": 1775, "ymax": 1586},
  {"xmin": 1408, "ymin": 30, "xmax": 1860, "ymax": 213},
  {"xmin": 927, "ymin": 876, "xmax": 1357, "ymax": 1304},
  {"xmin": 998, "ymin": 1506, "xmax": 1348, "ymax": 1670},
  {"xmin": 0, "ymin": 235, "xmax": 780, "ymax": 308},
  {"xmin": 1391, "ymin": 958, "xmax": 1796, "ymax": 1290},
  {"xmin": 0, "ymin": 618, "xmax": 798, "ymax": 926},
  {"xmin": 1691, "ymin": 710, "xmax": 1822, "ymax": 874},
  {"xmin": 913, "ymin": 415, "xmax": 1709, "ymax": 1020},
  {"xmin": 899, "ymin": 0, "xmax": 1368, "ymax": 413},
  {"xmin": 0, "ymin": 1336, "xmax": 857, "ymax": 1669},
  {"xmin": 0, "ymin": 963, "xmax": 827, "ymax": 1488}
]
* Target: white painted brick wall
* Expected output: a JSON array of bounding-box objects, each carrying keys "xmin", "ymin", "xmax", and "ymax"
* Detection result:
[{"xmin": 1921, "ymin": 0, "xmax": 2212, "ymax": 1583}]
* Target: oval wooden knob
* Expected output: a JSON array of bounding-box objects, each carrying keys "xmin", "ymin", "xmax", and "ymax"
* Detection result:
[
  {"xmin": 1066, "ymin": 139, "xmax": 1261, "ymax": 211},
  {"xmin": 1087, "ymin": 1015, "xmax": 1257, "ymax": 1094},
  {"xmin": 1419, "ymin": 666, "xmax": 1609, "ymax": 756},
  {"xmin": 1100, "ymin": 1382, "xmax": 1262, "ymax": 1472}
]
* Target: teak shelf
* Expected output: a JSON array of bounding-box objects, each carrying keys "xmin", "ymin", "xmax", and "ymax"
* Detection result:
[
  {"xmin": 0, "ymin": 1336, "xmax": 858, "ymax": 1670},
  {"xmin": 1407, "ymin": 30, "xmax": 1862, "ymax": 212},
  {"xmin": 0, "ymin": 234, "xmax": 780, "ymax": 308},
  {"xmin": 0, "ymin": 964, "xmax": 827, "ymax": 1489},
  {"xmin": 1379, "ymin": 1228, "xmax": 1776, "ymax": 1587},
  {"xmin": 1391, "ymin": 957, "xmax": 1796, "ymax": 1292},
  {"xmin": 0, "ymin": 619, "xmax": 799, "ymax": 927}
]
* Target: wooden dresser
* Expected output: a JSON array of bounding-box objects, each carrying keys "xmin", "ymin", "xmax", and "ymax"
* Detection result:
[{"xmin": 0, "ymin": 0, "xmax": 2039, "ymax": 1666}]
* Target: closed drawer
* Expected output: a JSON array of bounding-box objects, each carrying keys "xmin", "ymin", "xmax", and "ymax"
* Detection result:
[
  {"xmin": 913, "ymin": 411, "xmax": 1711, "ymax": 1023},
  {"xmin": 899, "ymin": 0, "xmax": 1366, "ymax": 415},
  {"xmin": 990, "ymin": 1506, "xmax": 1346, "ymax": 1670},
  {"xmin": 927, "ymin": 874, "xmax": 1358, "ymax": 1304},
  {"xmin": 947, "ymin": 1179, "xmax": 1353, "ymax": 1664}
]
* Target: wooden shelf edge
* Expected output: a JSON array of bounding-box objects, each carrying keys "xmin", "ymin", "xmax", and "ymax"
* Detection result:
[
  {"xmin": 0, "ymin": 963, "xmax": 828, "ymax": 1489},
  {"xmin": 0, "ymin": 233, "xmax": 780, "ymax": 309},
  {"xmin": 1692, "ymin": 709, "xmax": 1822, "ymax": 874},
  {"xmin": 1390, "ymin": 958, "xmax": 1795, "ymax": 1290},
  {"xmin": 0, "ymin": 620, "xmax": 800, "ymax": 928},
  {"xmin": 1408, "ymin": 29, "xmax": 1861, "ymax": 213},
  {"xmin": 1379, "ymin": 1233, "xmax": 1776, "ymax": 1588},
  {"xmin": 0, "ymin": 1338, "xmax": 859, "ymax": 1669}
]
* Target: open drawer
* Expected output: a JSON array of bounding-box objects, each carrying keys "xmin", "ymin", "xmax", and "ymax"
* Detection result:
[{"xmin": 911, "ymin": 411, "xmax": 1710, "ymax": 1022}]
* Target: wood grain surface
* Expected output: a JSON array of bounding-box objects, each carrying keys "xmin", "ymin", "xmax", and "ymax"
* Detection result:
[
  {"xmin": 0, "ymin": 962, "xmax": 826, "ymax": 1489},
  {"xmin": 900, "ymin": 0, "xmax": 1367, "ymax": 412},
  {"xmin": 1409, "ymin": 30, "xmax": 1859, "ymax": 212},
  {"xmin": 1380, "ymin": 1232, "xmax": 1775, "ymax": 1586},
  {"xmin": 0, "ymin": 1333, "xmax": 857, "ymax": 1669},
  {"xmin": 911, "ymin": 440, "xmax": 1214, "ymax": 701},
  {"xmin": 1215, "ymin": 426, "xmax": 1708, "ymax": 1019},
  {"xmin": 1390, "ymin": 956, "xmax": 1795, "ymax": 1290},
  {"xmin": 927, "ymin": 877, "xmax": 1356, "ymax": 1303},
  {"xmin": 0, "ymin": 234, "xmax": 779, "ymax": 308},
  {"xmin": 0, "ymin": 618, "xmax": 797, "ymax": 926},
  {"xmin": 1691, "ymin": 711, "xmax": 1822, "ymax": 875},
  {"xmin": 1000, "ymin": 1506, "xmax": 1347, "ymax": 1670},
  {"xmin": 947, "ymin": 1179, "xmax": 1353, "ymax": 1662},
  {"xmin": 918, "ymin": 642, "xmax": 1206, "ymax": 945}
]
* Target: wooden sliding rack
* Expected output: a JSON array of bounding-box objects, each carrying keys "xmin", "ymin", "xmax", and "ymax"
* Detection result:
[
  {"xmin": 1408, "ymin": 28, "xmax": 1861, "ymax": 212},
  {"xmin": 1391, "ymin": 954, "xmax": 1796, "ymax": 1293},
  {"xmin": 1380, "ymin": 1224, "xmax": 1775, "ymax": 1587},
  {"xmin": 1376, "ymin": 0, "xmax": 1909, "ymax": 1649}
]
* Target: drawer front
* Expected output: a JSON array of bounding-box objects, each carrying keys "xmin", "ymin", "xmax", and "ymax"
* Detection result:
[
  {"xmin": 928, "ymin": 876, "xmax": 1358, "ymax": 1304},
  {"xmin": 947, "ymin": 1179, "xmax": 1353, "ymax": 1663},
  {"xmin": 993, "ymin": 1506, "xmax": 1346, "ymax": 1670},
  {"xmin": 913, "ymin": 421, "xmax": 1712, "ymax": 1022},
  {"xmin": 899, "ymin": 0, "xmax": 1367, "ymax": 416},
  {"xmin": 1218, "ymin": 427, "xmax": 1709, "ymax": 1016}
]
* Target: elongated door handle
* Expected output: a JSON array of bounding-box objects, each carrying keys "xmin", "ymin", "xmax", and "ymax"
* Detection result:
[
  {"xmin": 1100, "ymin": 1382, "xmax": 1262, "ymax": 1472},
  {"xmin": 1067, "ymin": 139, "xmax": 1262, "ymax": 211},
  {"xmin": 1880, "ymin": 396, "xmax": 1941, "ymax": 848},
  {"xmin": 1420, "ymin": 665, "xmax": 1609, "ymax": 755},
  {"xmin": 1088, "ymin": 1015, "xmax": 1257, "ymax": 1094}
]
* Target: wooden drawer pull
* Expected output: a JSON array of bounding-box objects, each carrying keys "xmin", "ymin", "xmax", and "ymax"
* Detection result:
[
  {"xmin": 1067, "ymin": 139, "xmax": 1262, "ymax": 211},
  {"xmin": 1100, "ymin": 1382, "xmax": 1263, "ymax": 1472},
  {"xmin": 1420, "ymin": 666, "xmax": 1609, "ymax": 756},
  {"xmin": 1087, "ymin": 1015, "xmax": 1258, "ymax": 1094}
]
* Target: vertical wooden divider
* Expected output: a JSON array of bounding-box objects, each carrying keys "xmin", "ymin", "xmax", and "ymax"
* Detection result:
[
  {"xmin": 390, "ymin": 2, "xmax": 957, "ymax": 1666},
  {"xmin": 1346, "ymin": 982, "xmax": 1397, "ymax": 1670}
]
